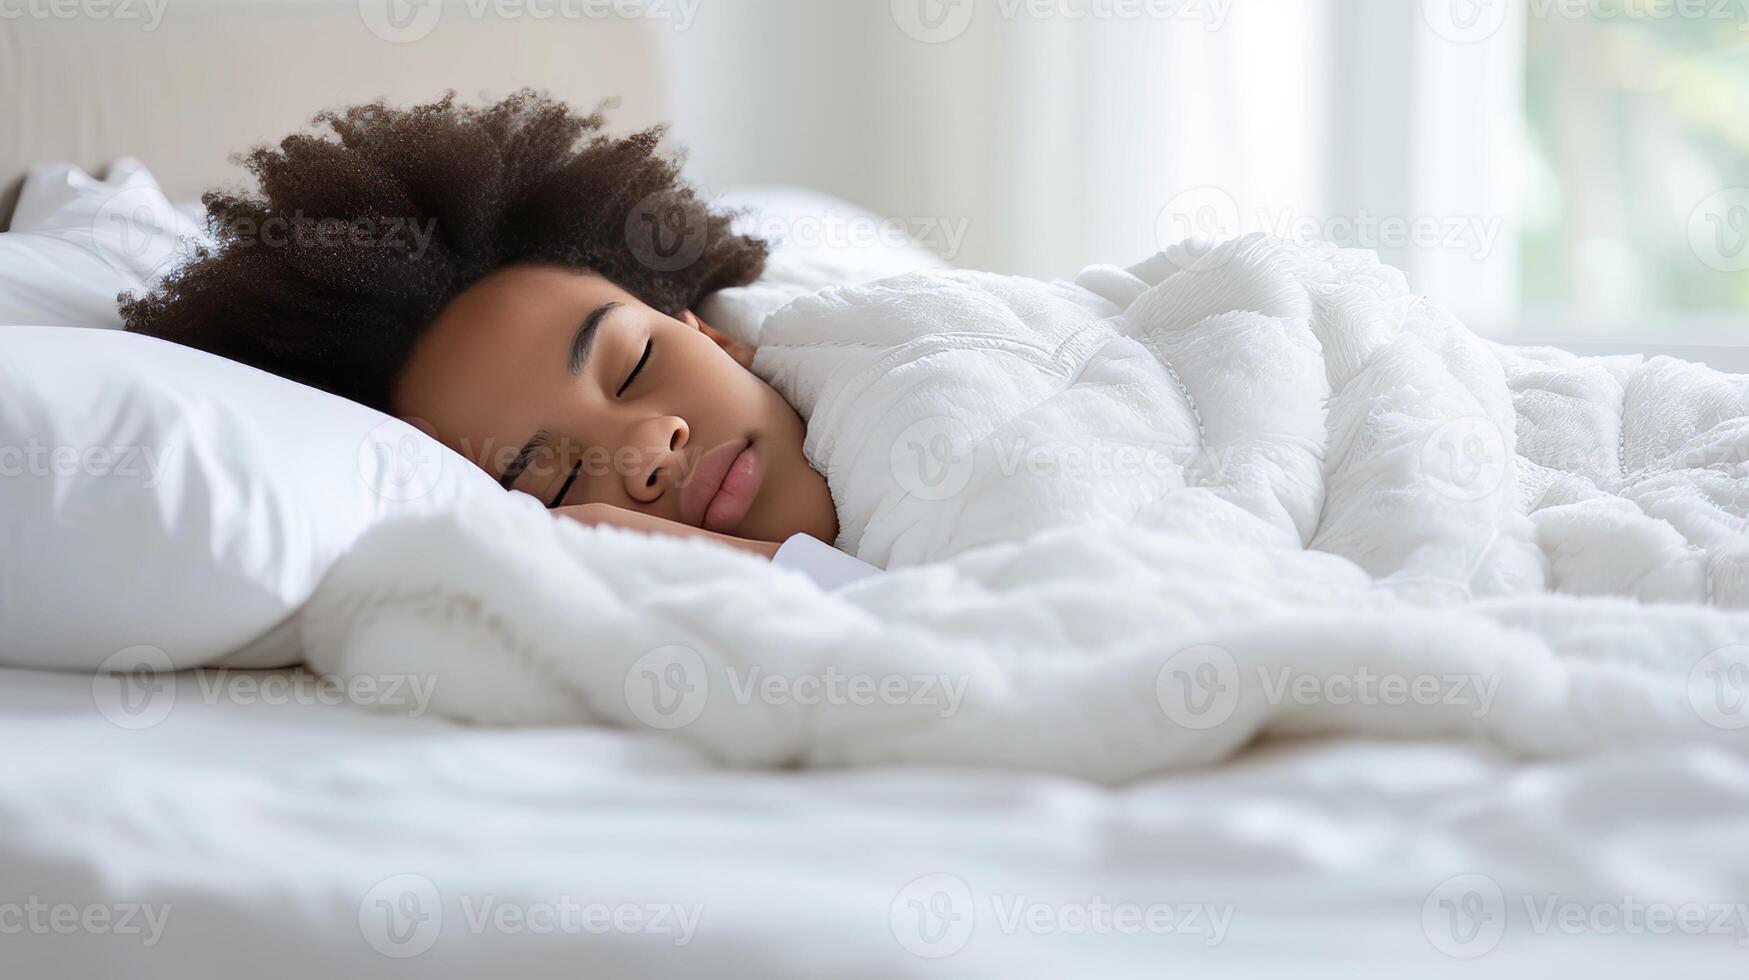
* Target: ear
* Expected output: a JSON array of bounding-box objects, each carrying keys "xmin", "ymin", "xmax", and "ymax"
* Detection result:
[{"xmin": 684, "ymin": 309, "xmax": 756, "ymax": 370}]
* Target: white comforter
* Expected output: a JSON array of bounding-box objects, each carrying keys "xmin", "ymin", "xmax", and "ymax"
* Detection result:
[{"xmin": 300, "ymin": 235, "xmax": 1749, "ymax": 778}]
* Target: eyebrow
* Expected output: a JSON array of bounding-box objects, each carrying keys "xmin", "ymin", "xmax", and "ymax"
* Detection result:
[{"xmin": 498, "ymin": 301, "xmax": 623, "ymax": 490}]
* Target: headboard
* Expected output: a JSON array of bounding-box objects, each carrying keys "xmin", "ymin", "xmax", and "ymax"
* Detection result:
[{"xmin": 0, "ymin": 0, "xmax": 672, "ymax": 229}]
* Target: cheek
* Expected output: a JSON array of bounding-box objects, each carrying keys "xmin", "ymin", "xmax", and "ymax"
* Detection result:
[
  {"xmin": 571, "ymin": 447, "xmax": 635, "ymax": 502},
  {"xmin": 676, "ymin": 344, "xmax": 758, "ymax": 417}
]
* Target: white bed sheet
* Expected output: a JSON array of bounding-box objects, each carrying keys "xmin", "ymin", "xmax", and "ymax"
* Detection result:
[{"xmin": 2, "ymin": 666, "xmax": 1746, "ymax": 978}]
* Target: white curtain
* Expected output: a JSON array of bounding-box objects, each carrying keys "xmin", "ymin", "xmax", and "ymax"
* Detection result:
[{"xmin": 664, "ymin": 0, "xmax": 1525, "ymax": 329}]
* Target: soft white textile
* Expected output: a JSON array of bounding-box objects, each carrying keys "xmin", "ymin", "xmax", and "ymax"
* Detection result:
[
  {"xmin": 752, "ymin": 233, "xmax": 1749, "ymax": 604},
  {"xmin": 301, "ymin": 236, "xmax": 1749, "ymax": 778},
  {"xmin": 771, "ymin": 533, "xmax": 883, "ymax": 590},
  {"xmin": 0, "ymin": 159, "xmax": 208, "ymax": 327},
  {"xmin": 0, "ymin": 326, "xmax": 498, "ymax": 671},
  {"xmin": 8, "ymin": 666, "xmax": 1747, "ymax": 978}
]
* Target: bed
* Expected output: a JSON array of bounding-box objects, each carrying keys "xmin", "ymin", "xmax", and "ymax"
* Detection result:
[
  {"xmin": 4, "ymin": 4, "xmax": 1749, "ymax": 978},
  {"xmin": 9, "ymin": 666, "xmax": 1749, "ymax": 977}
]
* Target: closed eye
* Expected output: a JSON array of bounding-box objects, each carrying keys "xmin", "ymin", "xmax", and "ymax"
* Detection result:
[
  {"xmin": 547, "ymin": 459, "xmax": 582, "ymax": 509},
  {"xmin": 616, "ymin": 339, "xmax": 652, "ymax": 398}
]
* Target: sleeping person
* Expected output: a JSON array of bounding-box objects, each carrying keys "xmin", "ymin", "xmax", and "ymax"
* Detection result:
[
  {"xmin": 126, "ymin": 90, "xmax": 1749, "ymax": 607},
  {"xmin": 121, "ymin": 91, "xmax": 873, "ymax": 586}
]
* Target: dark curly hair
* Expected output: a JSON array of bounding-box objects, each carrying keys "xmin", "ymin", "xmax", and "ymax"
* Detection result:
[{"xmin": 121, "ymin": 90, "xmax": 768, "ymax": 411}]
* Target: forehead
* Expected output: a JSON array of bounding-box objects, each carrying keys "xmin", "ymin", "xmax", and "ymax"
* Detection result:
[{"xmin": 392, "ymin": 266, "xmax": 619, "ymax": 466}]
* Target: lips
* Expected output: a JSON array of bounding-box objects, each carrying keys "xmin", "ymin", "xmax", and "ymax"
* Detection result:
[{"xmin": 679, "ymin": 438, "xmax": 763, "ymax": 534}]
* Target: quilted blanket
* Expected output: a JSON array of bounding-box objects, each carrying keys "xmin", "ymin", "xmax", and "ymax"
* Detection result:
[{"xmin": 299, "ymin": 236, "xmax": 1749, "ymax": 778}]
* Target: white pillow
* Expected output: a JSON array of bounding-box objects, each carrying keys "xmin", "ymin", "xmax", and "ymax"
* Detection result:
[
  {"xmin": 699, "ymin": 186, "xmax": 951, "ymax": 346},
  {"xmin": 0, "ymin": 159, "xmax": 210, "ymax": 328},
  {"xmin": 717, "ymin": 185, "xmax": 950, "ymax": 280},
  {"xmin": 0, "ymin": 325, "xmax": 502, "ymax": 672}
]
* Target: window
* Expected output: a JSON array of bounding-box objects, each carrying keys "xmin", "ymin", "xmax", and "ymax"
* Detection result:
[{"xmin": 1523, "ymin": 9, "xmax": 1749, "ymax": 323}]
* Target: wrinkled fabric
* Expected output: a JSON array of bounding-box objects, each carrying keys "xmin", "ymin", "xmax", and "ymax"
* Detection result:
[{"xmin": 299, "ymin": 236, "xmax": 1749, "ymax": 779}]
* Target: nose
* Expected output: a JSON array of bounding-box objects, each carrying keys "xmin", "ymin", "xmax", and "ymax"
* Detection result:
[{"xmin": 622, "ymin": 415, "xmax": 689, "ymax": 504}]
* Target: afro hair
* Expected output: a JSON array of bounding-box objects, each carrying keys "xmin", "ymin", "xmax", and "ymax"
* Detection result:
[{"xmin": 121, "ymin": 89, "xmax": 768, "ymax": 412}]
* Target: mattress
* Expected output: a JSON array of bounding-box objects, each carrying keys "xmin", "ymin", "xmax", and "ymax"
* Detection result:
[{"xmin": 3, "ymin": 666, "xmax": 1746, "ymax": 978}]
